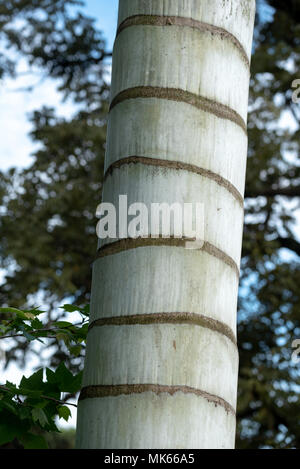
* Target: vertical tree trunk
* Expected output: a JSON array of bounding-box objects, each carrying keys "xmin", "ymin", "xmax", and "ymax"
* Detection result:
[{"xmin": 76, "ymin": 0, "xmax": 255, "ymax": 449}]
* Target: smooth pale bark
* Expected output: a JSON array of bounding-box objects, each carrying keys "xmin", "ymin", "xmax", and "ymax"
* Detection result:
[{"xmin": 76, "ymin": 0, "xmax": 255, "ymax": 449}]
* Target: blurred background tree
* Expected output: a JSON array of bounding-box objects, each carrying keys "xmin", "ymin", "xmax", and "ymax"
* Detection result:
[
  {"xmin": 0, "ymin": 0, "xmax": 299, "ymax": 449},
  {"xmin": 0, "ymin": 0, "xmax": 109, "ymax": 375}
]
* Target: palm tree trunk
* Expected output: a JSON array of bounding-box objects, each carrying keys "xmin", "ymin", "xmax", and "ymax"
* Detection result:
[{"xmin": 76, "ymin": 0, "xmax": 255, "ymax": 449}]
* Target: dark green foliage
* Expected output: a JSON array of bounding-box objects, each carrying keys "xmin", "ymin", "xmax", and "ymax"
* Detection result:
[
  {"xmin": 0, "ymin": 0, "xmax": 110, "ymax": 105},
  {"xmin": 0, "ymin": 305, "xmax": 87, "ymax": 448},
  {"xmin": 0, "ymin": 304, "xmax": 88, "ymax": 348},
  {"xmin": 237, "ymin": 0, "xmax": 300, "ymax": 448},
  {"xmin": 0, "ymin": 0, "xmax": 299, "ymax": 449},
  {"xmin": 0, "ymin": 364, "xmax": 81, "ymax": 449}
]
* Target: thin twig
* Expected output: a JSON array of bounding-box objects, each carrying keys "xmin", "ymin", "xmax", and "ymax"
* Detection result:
[
  {"xmin": 0, "ymin": 385, "xmax": 77, "ymax": 408},
  {"xmin": 0, "ymin": 322, "xmax": 88, "ymax": 340}
]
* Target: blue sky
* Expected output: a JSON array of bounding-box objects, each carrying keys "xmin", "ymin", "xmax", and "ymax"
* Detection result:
[{"xmin": 85, "ymin": 0, "xmax": 119, "ymax": 51}]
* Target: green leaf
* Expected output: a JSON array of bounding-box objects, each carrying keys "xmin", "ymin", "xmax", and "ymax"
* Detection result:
[
  {"xmin": 23, "ymin": 312, "xmax": 36, "ymax": 320},
  {"xmin": 23, "ymin": 330, "xmax": 37, "ymax": 341},
  {"xmin": 0, "ymin": 414, "xmax": 29, "ymax": 445},
  {"xmin": 58, "ymin": 405, "xmax": 72, "ymax": 422},
  {"xmin": 75, "ymin": 323, "xmax": 88, "ymax": 340},
  {"xmin": 25, "ymin": 308, "xmax": 45, "ymax": 316},
  {"xmin": 0, "ymin": 307, "xmax": 22, "ymax": 314},
  {"xmin": 45, "ymin": 367, "xmax": 56, "ymax": 383},
  {"xmin": 32, "ymin": 408, "xmax": 48, "ymax": 427},
  {"xmin": 31, "ymin": 318, "xmax": 44, "ymax": 329},
  {"xmin": 17, "ymin": 388, "xmax": 43, "ymax": 399},
  {"xmin": 53, "ymin": 321, "xmax": 73, "ymax": 328},
  {"xmin": 0, "ymin": 307, "xmax": 28, "ymax": 319},
  {"xmin": 20, "ymin": 369, "xmax": 44, "ymax": 391},
  {"xmin": 18, "ymin": 406, "xmax": 32, "ymax": 421},
  {"xmin": 3, "ymin": 381, "xmax": 17, "ymax": 393},
  {"xmin": 60, "ymin": 304, "xmax": 81, "ymax": 313},
  {"xmin": 56, "ymin": 332, "xmax": 71, "ymax": 345},
  {"xmin": 17, "ymin": 323, "xmax": 37, "ymax": 342},
  {"xmin": 0, "ymin": 399, "xmax": 18, "ymax": 415},
  {"xmin": 68, "ymin": 345, "xmax": 82, "ymax": 356},
  {"xmin": 46, "ymin": 363, "xmax": 82, "ymax": 393},
  {"xmin": 0, "ymin": 422, "xmax": 19, "ymax": 445}
]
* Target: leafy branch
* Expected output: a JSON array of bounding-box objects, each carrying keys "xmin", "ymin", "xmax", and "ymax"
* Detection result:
[{"xmin": 0, "ymin": 304, "xmax": 89, "ymax": 448}]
